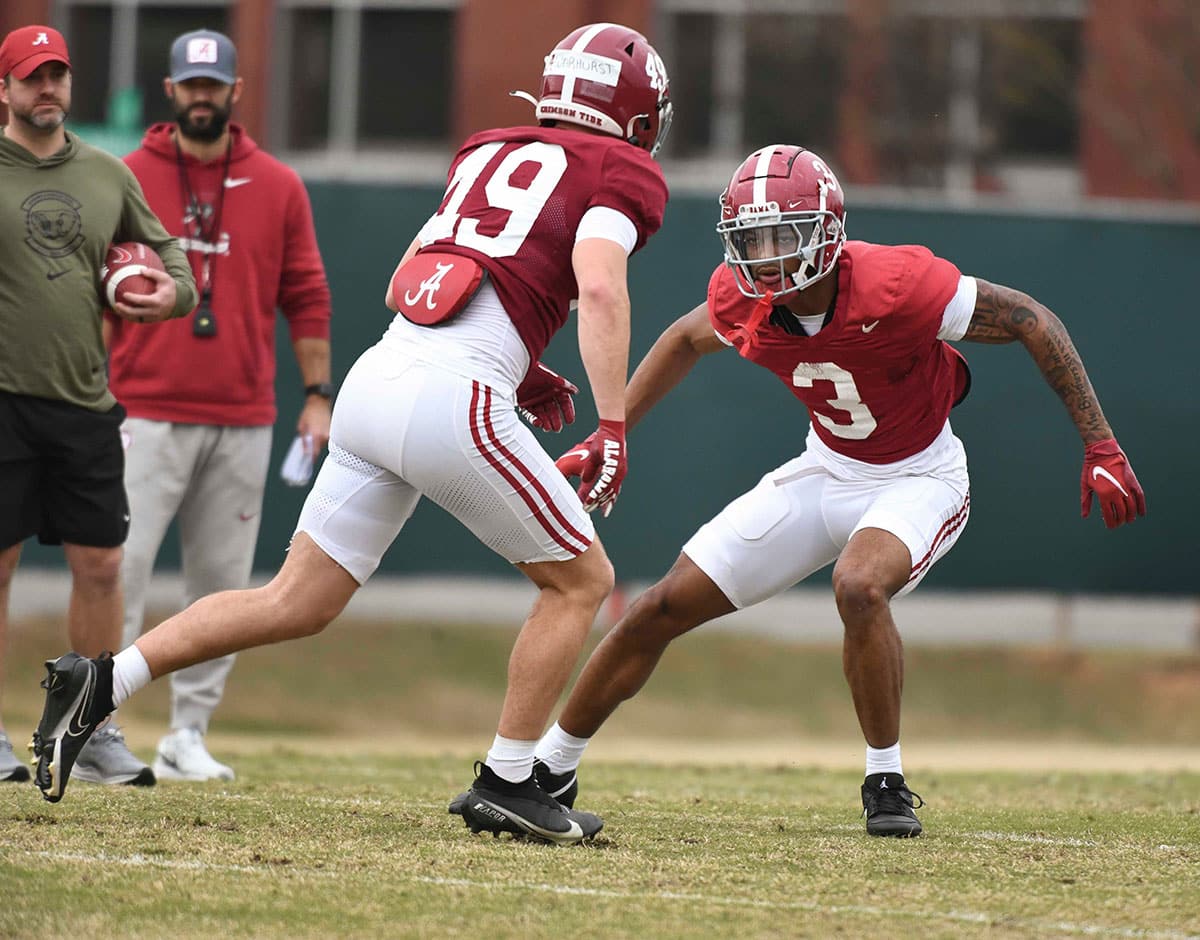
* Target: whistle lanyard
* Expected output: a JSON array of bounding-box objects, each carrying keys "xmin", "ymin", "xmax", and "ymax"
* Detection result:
[{"xmin": 174, "ymin": 135, "xmax": 232, "ymax": 303}]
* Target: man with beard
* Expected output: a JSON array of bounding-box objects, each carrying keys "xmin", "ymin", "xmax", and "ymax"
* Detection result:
[
  {"xmin": 105, "ymin": 28, "xmax": 333, "ymax": 782},
  {"xmin": 0, "ymin": 26, "xmax": 196, "ymax": 786}
]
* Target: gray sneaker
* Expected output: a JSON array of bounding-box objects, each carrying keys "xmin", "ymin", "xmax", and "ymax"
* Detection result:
[
  {"xmin": 0, "ymin": 731, "xmax": 31, "ymax": 782},
  {"xmin": 71, "ymin": 726, "xmax": 156, "ymax": 787}
]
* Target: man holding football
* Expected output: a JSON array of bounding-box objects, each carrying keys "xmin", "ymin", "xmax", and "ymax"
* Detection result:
[
  {"xmin": 30, "ymin": 22, "xmax": 672, "ymax": 846},
  {"xmin": 0, "ymin": 26, "xmax": 195, "ymax": 786},
  {"xmin": 542, "ymin": 143, "xmax": 1145, "ymax": 837}
]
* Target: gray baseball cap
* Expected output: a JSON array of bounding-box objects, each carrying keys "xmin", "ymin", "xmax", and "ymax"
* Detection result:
[{"xmin": 169, "ymin": 29, "xmax": 237, "ymax": 83}]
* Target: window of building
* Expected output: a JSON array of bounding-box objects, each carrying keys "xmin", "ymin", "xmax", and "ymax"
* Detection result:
[
  {"xmin": 64, "ymin": 5, "xmax": 113, "ymax": 124},
  {"xmin": 984, "ymin": 18, "xmax": 1080, "ymax": 160},
  {"xmin": 54, "ymin": 0, "xmax": 458, "ymax": 162},
  {"xmin": 358, "ymin": 9, "xmax": 453, "ymax": 145},
  {"xmin": 741, "ymin": 14, "xmax": 841, "ymax": 160},
  {"xmin": 658, "ymin": 0, "xmax": 1085, "ymax": 198},
  {"xmin": 282, "ymin": 7, "xmax": 333, "ymax": 151},
  {"xmin": 662, "ymin": 13, "xmax": 715, "ymax": 158}
]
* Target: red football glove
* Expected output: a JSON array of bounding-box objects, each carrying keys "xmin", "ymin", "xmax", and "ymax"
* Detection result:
[
  {"xmin": 554, "ymin": 419, "xmax": 627, "ymax": 517},
  {"xmin": 1081, "ymin": 438, "xmax": 1146, "ymax": 529},
  {"xmin": 516, "ymin": 361, "xmax": 578, "ymax": 433}
]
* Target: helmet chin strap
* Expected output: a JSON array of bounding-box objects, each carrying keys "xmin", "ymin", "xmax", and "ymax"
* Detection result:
[{"xmin": 510, "ymin": 90, "xmax": 538, "ymax": 107}]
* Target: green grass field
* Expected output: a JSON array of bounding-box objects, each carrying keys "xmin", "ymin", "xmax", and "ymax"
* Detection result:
[{"xmin": 2, "ymin": 613, "xmax": 1199, "ymax": 938}]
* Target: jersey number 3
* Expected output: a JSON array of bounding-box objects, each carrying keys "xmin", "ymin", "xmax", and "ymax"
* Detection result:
[
  {"xmin": 792, "ymin": 361, "xmax": 878, "ymax": 440},
  {"xmin": 419, "ymin": 141, "xmax": 568, "ymax": 259}
]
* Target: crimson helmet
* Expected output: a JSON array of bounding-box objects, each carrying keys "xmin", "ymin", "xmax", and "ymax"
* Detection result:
[
  {"xmin": 716, "ymin": 145, "xmax": 847, "ymax": 299},
  {"xmin": 513, "ymin": 22, "xmax": 674, "ymax": 157}
]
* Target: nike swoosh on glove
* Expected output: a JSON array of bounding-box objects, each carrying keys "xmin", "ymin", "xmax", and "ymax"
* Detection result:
[
  {"xmin": 516, "ymin": 361, "xmax": 578, "ymax": 433},
  {"xmin": 554, "ymin": 419, "xmax": 626, "ymax": 517},
  {"xmin": 1081, "ymin": 438, "xmax": 1146, "ymax": 529}
]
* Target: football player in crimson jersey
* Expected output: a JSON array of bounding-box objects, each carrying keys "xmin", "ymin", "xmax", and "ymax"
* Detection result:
[
  {"xmin": 547, "ymin": 144, "xmax": 1145, "ymax": 838},
  {"xmin": 30, "ymin": 23, "xmax": 672, "ymax": 845}
]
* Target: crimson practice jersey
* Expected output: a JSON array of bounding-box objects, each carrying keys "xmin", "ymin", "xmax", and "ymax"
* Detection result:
[
  {"xmin": 415, "ymin": 125, "xmax": 668, "ymax": 362},
  {"xmin": 707, "ymin": 241, "xmax": 971, "ymax": 464}
]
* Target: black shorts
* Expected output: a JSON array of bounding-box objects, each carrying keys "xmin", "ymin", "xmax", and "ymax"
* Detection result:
[{"xmin": 0, "ymin": 391, "xmax": 129, "ymax": 549}]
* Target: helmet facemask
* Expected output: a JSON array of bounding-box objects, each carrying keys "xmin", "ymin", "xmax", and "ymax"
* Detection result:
[
  {"xmin": 635, "ymin": 97, "xmax": 673, "ymax": 157},
  {"xmin": 718, "ymin": 183, "xmax": 845, "ymax": 300}
]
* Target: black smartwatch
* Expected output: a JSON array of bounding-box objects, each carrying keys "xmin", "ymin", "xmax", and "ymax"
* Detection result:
[{"xmin": 304, "ymin": 382, "xmax": 334, "ymax": 400}]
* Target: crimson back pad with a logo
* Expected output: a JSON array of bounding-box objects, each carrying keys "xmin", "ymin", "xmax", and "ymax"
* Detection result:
[{"xmin": 391, "ymin": 251, "xmax": 487, "ymax": 326}]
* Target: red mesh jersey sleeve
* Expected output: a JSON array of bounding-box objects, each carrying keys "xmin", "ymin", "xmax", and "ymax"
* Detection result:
[
  {"xmin": 590, "ymin": 145, "xmax": 669, "ymax": 253},
  {"xmin": 887, "ymin": 246, "xmax": 962, "ymax": 346}
]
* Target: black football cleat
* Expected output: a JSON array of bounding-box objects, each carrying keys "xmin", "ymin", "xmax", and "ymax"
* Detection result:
[
  {"xmin": 30, "ymin": 652, "xmax": 116, "ymax": 803},
  {"xmin": 457, "ymin": 761, "xmax": 601, "ymax": 845},
  {"xmin": 861, "ymin": 772, "xmax": 924, "ymax": 837},
  {"xmin": 449, "ymin": 758, "xmax": 578, "ymax": 814}
]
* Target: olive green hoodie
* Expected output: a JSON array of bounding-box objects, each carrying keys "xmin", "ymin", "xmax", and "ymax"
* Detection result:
[{"xmin": 0, "ymin": 129, "xmax": 196, "ymax": 411}]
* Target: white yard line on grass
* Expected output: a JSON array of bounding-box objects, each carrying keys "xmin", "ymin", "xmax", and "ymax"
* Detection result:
[{"xmin": 27, "ymin": 851, "xmax": 1198, "ymax": 939}]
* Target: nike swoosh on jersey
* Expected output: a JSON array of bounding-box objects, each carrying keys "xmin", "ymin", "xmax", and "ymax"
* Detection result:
[
  {"xmin": 862, "ymin": 320, "xmax": 881, "ymax": 333},
  {"xmin": 224, "ymin": 177, "xmax": 253, "ymax": 189},
  {"xmin": 1091, "ymin": 465, "xmax": 1129, "ymax": 498}
]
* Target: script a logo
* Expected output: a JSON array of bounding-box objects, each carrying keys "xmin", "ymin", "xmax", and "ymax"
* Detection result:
[{"xmin": 403, "ymin": 261, "xmax": 456, "ymax": 311}]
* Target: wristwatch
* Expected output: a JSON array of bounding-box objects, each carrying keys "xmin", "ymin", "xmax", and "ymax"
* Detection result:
[{"xmin": 304, "ymin": 382, "xmax": 334, "ymax": 400}]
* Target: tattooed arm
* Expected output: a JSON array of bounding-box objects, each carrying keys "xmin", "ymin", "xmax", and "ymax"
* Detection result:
[
  {"xmin": 962, "ymin": 278, "xmax": 1145, "ymax": 528},
  {"xmin": 962, "ymin": 278, "xmax": 1111, "ymax": 444}
]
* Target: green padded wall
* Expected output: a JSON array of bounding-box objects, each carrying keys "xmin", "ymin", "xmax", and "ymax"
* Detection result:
[{"xmin": 24, "ymin": 184, "xmax": 1195, "ymax": 595}]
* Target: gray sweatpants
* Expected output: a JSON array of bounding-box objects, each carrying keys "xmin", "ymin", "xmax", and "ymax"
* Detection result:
[{"xmin": 119, "ymin": 418, "xmax": 272, "ymax": 734}]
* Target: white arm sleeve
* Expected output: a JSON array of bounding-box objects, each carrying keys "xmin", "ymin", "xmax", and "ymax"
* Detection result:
[
  {"xmin": 574, "ymin": 206, "xmax": 639, "ymax": 256},
  {"xmin": 937, "ymin": 275, "xmax": 977, "ymax": 341}
]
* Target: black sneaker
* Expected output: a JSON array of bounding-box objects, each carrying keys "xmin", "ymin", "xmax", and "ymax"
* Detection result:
[
  {"xmin": 458, "ymin": 762, "xmax": 602, "ymax": 845},
  {"xmin": 29, "ymin": 652, "xmax": 115, "ymax": 803},
  {"xmin": 449, "ymin": 759, "xmax": 579, "ymax": 814},
  {"xmin": 861, "ymin": 772, "xmax": 924, "ymax": 837}
]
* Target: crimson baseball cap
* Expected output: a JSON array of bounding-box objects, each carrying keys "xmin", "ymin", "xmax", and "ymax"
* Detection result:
[
  {"xmin": 169, "ymin": 29, "xmax": 237, "ymax": 84},
  {"xmin": 0, "ymin": 25, "xmax": 71, "ymax": 81}
]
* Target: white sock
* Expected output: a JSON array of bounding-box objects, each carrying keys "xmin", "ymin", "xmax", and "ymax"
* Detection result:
[
  {"xmin": 865, "ymin": 742, "xmax": 903, "ymax": 777},
  {"xmin": 111, "ymin": 645, "xmax": 152, "ymax": 709},
  {"xmin": 485, "ymin": 735, "xmax": 537, "ymax": 784},
  {"xmin": 534, "ymin": 722, "xmax": 591, "ymax": 774}
]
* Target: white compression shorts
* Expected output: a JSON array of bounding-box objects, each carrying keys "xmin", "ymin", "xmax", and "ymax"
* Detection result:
[
  {"xmin": 683, "ymin": 422, "xmax": 970, "ymax": 609},
  {"xmin": 295, "ymin": 344, "xmax": 594, "ymax": 585}
]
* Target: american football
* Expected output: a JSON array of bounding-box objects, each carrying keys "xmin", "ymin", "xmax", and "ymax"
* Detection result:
[{"xmin": 100, "ymin": 242, "xmax": 166, "ymax": 307}]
